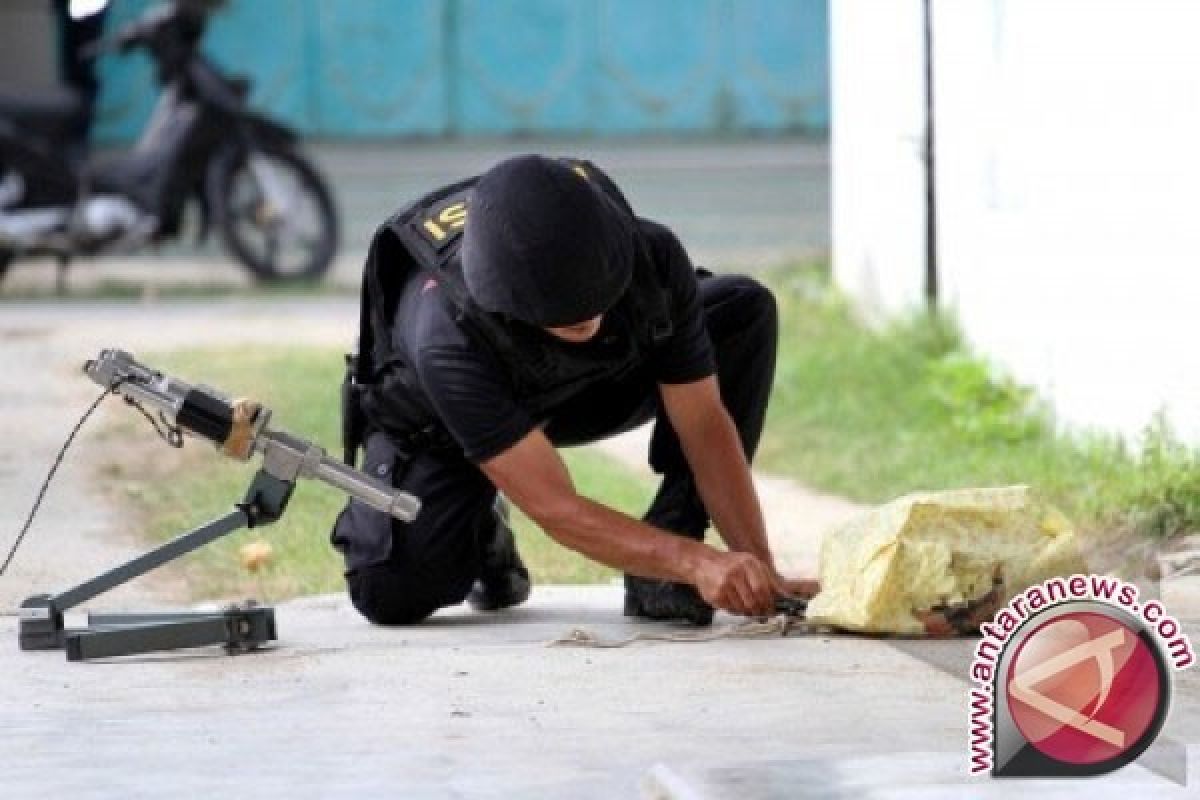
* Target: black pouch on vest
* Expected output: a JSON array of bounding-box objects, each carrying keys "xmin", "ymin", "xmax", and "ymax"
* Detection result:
[{"xmin": 330, "ymin": 433, "xmax": 410, "ymax": 569}]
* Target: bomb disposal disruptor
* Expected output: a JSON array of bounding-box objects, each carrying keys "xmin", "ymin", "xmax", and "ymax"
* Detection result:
[{"xmin": 17, "ymin": 348, "xmax": 421, "ymax": 661}]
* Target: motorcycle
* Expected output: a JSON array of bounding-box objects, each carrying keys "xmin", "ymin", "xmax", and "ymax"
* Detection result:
[{"xmin": 0, "ymin": 0, "xmax": 339, "ymax": 287}]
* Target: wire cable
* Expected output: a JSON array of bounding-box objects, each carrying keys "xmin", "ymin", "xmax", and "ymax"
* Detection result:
[{"xmin": 1, "ymin": 381, "xmax": 121, "ymax": 577}]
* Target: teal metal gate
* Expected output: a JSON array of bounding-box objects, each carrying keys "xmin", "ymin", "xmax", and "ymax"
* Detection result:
[{"xmin": 95, "ymin": 0, "xmax": 827, "ymax": 141}]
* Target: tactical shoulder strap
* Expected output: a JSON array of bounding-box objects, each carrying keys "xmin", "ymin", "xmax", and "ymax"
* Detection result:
[
  {"xmin": 355, "ymin": 174, "xmax": 479, "ymax": 388},
  {"xmin": 389, "ymin": 176, "xmax": 477, "ymax": 272}
]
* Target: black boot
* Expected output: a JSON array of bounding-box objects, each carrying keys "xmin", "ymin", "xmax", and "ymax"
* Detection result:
[
  {"xmin": 624, "ymin": 475, "xmax": 714, "ymax": 626},
  {"xmin": 467, "ymin": 496, "xmax": 532, "ymax": 612},
  {"xmin": 623, "ymin": 574, "xmax": 714, "ymax": 626}
]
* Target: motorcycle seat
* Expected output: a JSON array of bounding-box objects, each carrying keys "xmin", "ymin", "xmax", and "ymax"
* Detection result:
[{"xmin": 0, "ymin": 87, "xmax": 86, "ymax": 140}]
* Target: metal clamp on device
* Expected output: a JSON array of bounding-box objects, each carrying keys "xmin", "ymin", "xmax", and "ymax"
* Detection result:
[{"xmin": 18, "ymin": 348, "xmax": 421, "ymax": 662}]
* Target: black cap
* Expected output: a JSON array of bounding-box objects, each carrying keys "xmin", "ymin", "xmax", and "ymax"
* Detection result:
[{"xmin": 461, "ymin": 155, "xmax": 634, "ymax": 327}]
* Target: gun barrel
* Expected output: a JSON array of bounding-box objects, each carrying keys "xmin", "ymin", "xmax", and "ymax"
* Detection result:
[
  {"xmin": 256, "ymin": 430, "xmax": 421, "ymax": 523},
  {"xmin": 311, "ymin": 456, "xmax": 421, "ymax": 522}
]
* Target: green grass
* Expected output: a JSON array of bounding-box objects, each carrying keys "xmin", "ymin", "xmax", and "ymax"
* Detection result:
[
  {"xmin": 757, "ymin": 264, "xmax": 1200, "ymax": 538},
  {"xmin": 100, "ymin": 346, "xmax": 648, "ymax": 602}
]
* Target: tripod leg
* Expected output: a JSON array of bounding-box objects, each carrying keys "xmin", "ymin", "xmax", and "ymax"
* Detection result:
[
  {"xmin": 54, "ymin": 508, "xmax": 250, "ymax": 611},
  {"xmin": 66, "ymin": 607, "xmax": 277, "ymax": 661},
  {"xmin": 19, "ymin": 470, "xmax": 293, "ymax": 659}
]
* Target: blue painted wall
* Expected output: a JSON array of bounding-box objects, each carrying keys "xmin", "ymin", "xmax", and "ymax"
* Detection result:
[{"xmin": 94, "ymin": 0, "xmax": 827, "ymax": 141}]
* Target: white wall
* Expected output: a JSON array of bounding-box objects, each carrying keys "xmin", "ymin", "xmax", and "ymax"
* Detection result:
[
  {"xmin": 832, "ymin": 0, "xmax": 1200, "ymax": 443},
  {"xmin": 830, "ymin": 0, "xmax": 928, "ymax": 319}
]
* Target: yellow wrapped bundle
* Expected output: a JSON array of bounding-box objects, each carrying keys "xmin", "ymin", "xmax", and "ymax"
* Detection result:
[{"xmin": 805, "ymin": 486, "xmax": 1087, "ymax": 634}]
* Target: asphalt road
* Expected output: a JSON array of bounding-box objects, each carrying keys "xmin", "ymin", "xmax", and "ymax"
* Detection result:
[{"xmin": 1, "ymin": 137, "xmax": 828, "ymax": 294}]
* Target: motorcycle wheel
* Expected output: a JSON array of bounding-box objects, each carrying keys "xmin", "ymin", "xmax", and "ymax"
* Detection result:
[{"xmin": 211, "ymin": 145, "xmax": 338, "ymax": 283}]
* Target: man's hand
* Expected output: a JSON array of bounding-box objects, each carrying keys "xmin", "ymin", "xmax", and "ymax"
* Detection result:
[
  {"xmin": 917, "ymin": 584, "xmax": 1005, "ymax": 637},
  {"xmin": 775, "ymin": 576, "xmax": 821, "ymax": 601},
  {"xmin": 692, "ymin": 552, "xmax": 820, "ymax": 618},
  {"xmin": 694, "ymin": 551, "xmax": 780, "ymax": 617}
]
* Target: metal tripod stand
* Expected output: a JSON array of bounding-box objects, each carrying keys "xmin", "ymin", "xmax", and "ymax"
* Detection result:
[
  {"xmin": 15, "ymin": 349, "xmax": 421, "ymax": 662},
  {"xmin": 18, "ymin": 468, "xmax": 295, "ymax": 661}
]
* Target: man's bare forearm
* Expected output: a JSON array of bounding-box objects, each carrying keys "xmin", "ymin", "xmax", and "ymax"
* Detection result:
[
  {"xmin": 680, "ymin": 409, "xmax": 776, "ymax": 567},
  {"xmin": 531, "ymin": 494, "xmax": 714, "ymax": 584},
  {"xmin": 479, "ymin": 424, "xmax": 783, "ymax": 616}
]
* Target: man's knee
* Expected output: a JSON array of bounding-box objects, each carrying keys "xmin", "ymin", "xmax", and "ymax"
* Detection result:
[
  {"xmin": 731, "ymin": 276, "xmax": 778, "ymax": 330},
  {"xmin": 356, "ymin": 599, "xmax": 436, "ymax": 627},
  {"xmin": 704, "ymin": 274, "xmax": 778, "ymax": 339},
  {"xmin": 346, "ymin": 562, "xmax": 469, "ymax": 626}
]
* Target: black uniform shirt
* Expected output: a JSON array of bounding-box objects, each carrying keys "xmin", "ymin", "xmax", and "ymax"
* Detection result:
[{"xmin": 390, "ymin": 219, "xmax": 715, "ymax": 463}]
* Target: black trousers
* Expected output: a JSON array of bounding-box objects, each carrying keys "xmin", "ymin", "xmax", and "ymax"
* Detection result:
[{"xmin": 332, "ymin": 273, "xmax": 779, "ymax": 625}]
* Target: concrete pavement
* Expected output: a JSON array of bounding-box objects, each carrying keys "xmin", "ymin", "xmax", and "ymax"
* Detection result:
[{"xmin": 2, "ymin": 587, "xmax": 1198, "ymax": 799}]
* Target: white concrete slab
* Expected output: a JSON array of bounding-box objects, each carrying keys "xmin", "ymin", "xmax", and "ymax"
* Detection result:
[
  {"xmin": 2, "ymin": 586, "xmax": 1196, "ymax": 799},
  {"xmin": 641, "ymin": 750, "xmax": 1200, "ymax": 799}
]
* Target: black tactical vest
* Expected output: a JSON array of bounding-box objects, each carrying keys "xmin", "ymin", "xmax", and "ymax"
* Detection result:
[{"xmin": 348, "ymin": 159, "xmax": 674, "ymax": 458}]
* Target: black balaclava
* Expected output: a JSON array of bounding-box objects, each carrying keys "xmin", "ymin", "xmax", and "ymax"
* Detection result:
[{"xmin": 461, "ymin": 155, "xmax": 634, "ymax": 328}]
